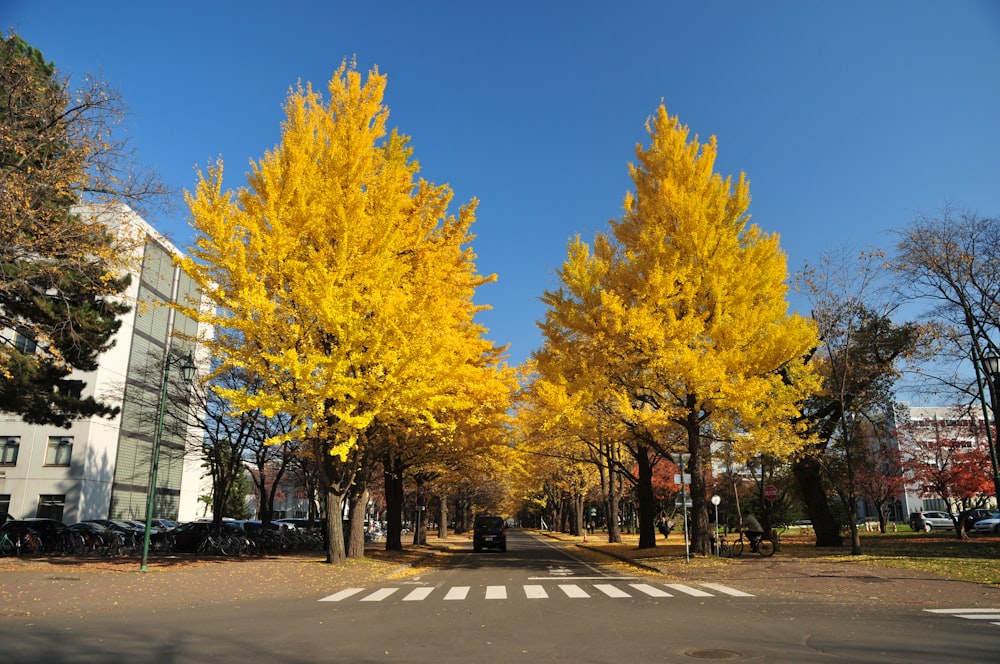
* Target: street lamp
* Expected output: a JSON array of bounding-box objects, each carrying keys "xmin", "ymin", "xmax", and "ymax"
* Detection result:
[
  {"xmin": 978, "ymin": 350, "xmax": 1000, "ymax": 507},
  {"xmin": 711, "ymin": 495, "xmax": 721, "ymax": 557},
  {"xmin": 140, "ymin": 350, "xmax": 196, "ymax": 571}
]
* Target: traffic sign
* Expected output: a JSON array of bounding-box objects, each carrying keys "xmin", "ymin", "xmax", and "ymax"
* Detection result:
[{"xmin": 763, "ymin": 484, "xmax": 780, "ymax": 501}]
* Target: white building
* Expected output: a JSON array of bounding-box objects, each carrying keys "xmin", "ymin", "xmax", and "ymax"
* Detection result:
[
  {"xmin": 892, "ymin": 402, "xmax": 996, "ymax": 516},
  {"xmin": 0, "ymin": 205, "xmax": 210, "ymax": 524}
]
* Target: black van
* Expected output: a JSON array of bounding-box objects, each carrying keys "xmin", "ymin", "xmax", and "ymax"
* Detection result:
[{"xmin": 473, "ymin": 515, "xmax": 507, "ymax": 552}]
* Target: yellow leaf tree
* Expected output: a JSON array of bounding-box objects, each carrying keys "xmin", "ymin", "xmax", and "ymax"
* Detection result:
[
  {"xmin": 178, "ymin": 62, "xmax": 509, "ymax": 563},
  {"xmin": 539, "ymin": 106, "xmax": 820, "ymax": 552}
]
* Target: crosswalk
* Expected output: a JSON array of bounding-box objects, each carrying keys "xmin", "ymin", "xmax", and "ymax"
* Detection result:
[
  {"xmin": 924, "ymin": 608, "xmax": 1000, "ymax": 627},
  {"xmin": 319, "ymin": 581, "xmax": 752, "ymax": 603}
]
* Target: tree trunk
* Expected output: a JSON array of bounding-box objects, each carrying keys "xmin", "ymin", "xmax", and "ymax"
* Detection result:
[
  {"xmin": 383, "ymin": 453, "xmax": 405, "ymax": 551},
  {"xmin": 604, "ymin": 451, "xmax": 622, "ymax": 543},
  {"xmin": 685, "ymin": 412, "xmax": 711, "ymax": 556},
  {"xmin": 793, "ymin": 454, "xmax": 844, "ymax": 547},
  {"xmin": 956, "ymin": 510, "xmax": 972, "ymax": 540},
  {"xmin": 438, "ymin": 494, "xmax": 448, "ymax": 539},
  {"xmin": 453, "ymin": 493, "xmax": 469, "ymax": 535},
  {"xmin": 606, "ymin": 491, "xmax": 621, "ymax": 543},
  {"xmin": 849, "ymin": 521, "xmax": 861, "ymax": 554},
  {"xmin": 346, "ymin": 486, "xmax": 368, "ymax": 558},
  {"xmin": 324, "ymin": 490, "xmax": 346, "ymax": 564},
  {"xmin": 635, "ymin": 443, "xmax": 657, "ymax": 549}
]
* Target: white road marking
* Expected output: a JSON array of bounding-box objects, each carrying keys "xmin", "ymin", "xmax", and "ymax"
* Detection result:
[
  {"xmin": 924, "ymin": 608, "xmax": 1000, "ymax": 627},
  {"xmin": 594, "ymin": 584, "xmax": 631, "ymax": 598},
  {"xmin": 925, "ymin": 608, "xmax": 1000, "ymax": 613},
  {"xmin": 664, "ymin": 583, "xmax": 714, "ymax": 597},
  {"xmin": 403, "ymin": 587, "xmax": 435, "ymax": 601},
  {"xmin": 319, "ymin": 588, "xmax": 365, "ymax": 602},
  {"xmin": 524, "ymin": 584, "xmax": 548, "ymax": 599},
  {"xmin": 559, "ymin": 584, "xmax": 590, "ymax": 598},
  {"xmin": 321, "ymin": 582, "xmax": 755, "ymax": 603},
  {"xmin": 700, "ymin": 583, "xmax": 754, "ymax": 597},
  {"xmin": 361, "ymin": 587, "xmax": 398, "ymax": 601},
  {"xmin": 630, "ymin": 583, "xmax": 673, "ymax": 597}
]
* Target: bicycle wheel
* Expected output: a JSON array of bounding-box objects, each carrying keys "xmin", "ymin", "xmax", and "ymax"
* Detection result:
[
  {"xmin": 718, "ymin": 542, "xmax": 732, "ymax": 558},
  {"xmin": 24, "ymin": 535, "xmax": 44, "ymax": 557},
  {"xmin": 757, "ymin": 538, "xmax": 775, "ymax": 557},
  {"xmin": 196, "ymin": 535, "xmax": 214, "ymax": 555},
  {"xmin": 0, "ymin": 535, "xmax": 14, "ymax": 556},
  {"xmin": 730, "ymin": 537, "xmax": 744, "ymax": 557}
]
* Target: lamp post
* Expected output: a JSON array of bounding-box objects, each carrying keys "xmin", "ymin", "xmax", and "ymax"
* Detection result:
[
  {"xmin": 711, "ymin": 495, "xmax": 721, "ymax": 557},
  {"xmin": 979, "ymin": 351, "xmax": 1000, "ymax": 506},
  {"xmin": 140, "ymin": 351, "xmax": 195, "ymax": 571}
]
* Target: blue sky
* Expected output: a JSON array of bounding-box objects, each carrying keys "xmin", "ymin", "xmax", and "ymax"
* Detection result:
[{"xmin": 7, "ymin": 1, "xmax": 1000, "ymax": 368}]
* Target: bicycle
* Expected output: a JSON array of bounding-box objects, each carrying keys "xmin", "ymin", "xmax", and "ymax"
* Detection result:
[
  {"xmin": 18, "ymin": 529, "xmax": 44, "ymax": 557},
  {"xmin": 0, "ymin": 531, "xmax": 17, "ymax": 556},
  {"xmin": 717, "ymin": 530, "xmax": 775, "ymax": 557}
]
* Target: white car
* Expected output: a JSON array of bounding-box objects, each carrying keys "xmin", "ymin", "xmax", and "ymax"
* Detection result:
[{"xmin": 973, "ymin": 516, "xmax": 1000, "ymax": 534}]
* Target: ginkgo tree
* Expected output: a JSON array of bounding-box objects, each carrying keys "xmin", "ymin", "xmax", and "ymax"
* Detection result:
[
  {"xmin": 177, "ymin": 62, "xmax": 512, "ymax": 564},
  {"xmin": 538, "ymin": 106, "xmax": 821, "ymax": 553},
  {"xmin": 516, "ymin": 362, "xmax": 635, "ymax": 543}
]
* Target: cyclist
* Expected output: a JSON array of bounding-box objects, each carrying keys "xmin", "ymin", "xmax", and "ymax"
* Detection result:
[{"xmin": 743, "ymin": 514, "xmax": 765, "ymax": 552}]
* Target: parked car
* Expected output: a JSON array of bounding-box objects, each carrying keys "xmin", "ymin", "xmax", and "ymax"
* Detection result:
[
  {"xmin": 958, "ymin": 509, "xmax": 996, "ymax": 533},
  {"xmin": 123, "ymin": 519, "xmax": 160, "ymax": 533},
  {"xmin": 973, "ymin": 514, "xmax": 1000, "ymax": 534},
  {"xmin": 908, "ymin": 511, "xmax": 955, "ymax": 532},
  {"xmin": 84, "ymin": 519, "xmax": 146, "ymax": 542},
  {"xmin": 274, "ymin": 518, "xmax": 324, "ymax": 531},
  {"xmin": 168, "ymin": 520, "xmax": 245, "ymax": 552},
  {"xmin": 472, "ymin": 515, "xmax": 507, "ymax": 552},
  {"xmin": 239, "ymin": 520, "xmax": 283, "ymax": 536},
  {"xmin": 69, "ymin": 521, "xmax": 120, "ymax": 551}
]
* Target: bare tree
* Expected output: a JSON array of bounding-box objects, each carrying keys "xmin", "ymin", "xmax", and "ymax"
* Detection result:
[
  {"xmin": 795, "ymin": 248, "xmax": 924, "ymax": 550},
  {"xmin": 894, "ymin": 208, "xmax": 1000, "ymax": 503}
]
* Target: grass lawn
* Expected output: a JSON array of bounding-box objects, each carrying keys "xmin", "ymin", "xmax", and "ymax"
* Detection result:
[
  {"xmin": 559, "ymin": 527, "xmax": 1000, "ymax": 586},
  {"xmin": 782, "ymin": 529, "xmax": 1000, "ymax": 586}
]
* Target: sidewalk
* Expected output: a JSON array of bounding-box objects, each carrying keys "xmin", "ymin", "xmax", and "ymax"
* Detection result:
[
  {"xmin": 0, "ymin": 538, "xmax": 449, "ymax": 619},
  {"xmin": 4, "ymin": 529, "xmax": 999, "ymax": 619}
]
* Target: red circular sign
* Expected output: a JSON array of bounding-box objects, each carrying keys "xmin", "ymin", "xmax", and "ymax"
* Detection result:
[{"xmin": 763, "ymin": 485, "xmax": 779, "ymax": 501}]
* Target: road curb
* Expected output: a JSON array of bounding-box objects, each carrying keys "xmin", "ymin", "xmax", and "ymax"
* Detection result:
[
  {"xmin": 574, "ymin": 542, "xmax": 665, "ymax": 574},
  {"xmin": 537, "ymin": 529, "xmax": 666, "ymax": 574}
]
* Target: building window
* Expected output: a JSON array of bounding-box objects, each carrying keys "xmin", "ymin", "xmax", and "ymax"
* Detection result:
[
  {"xmin": 13, "ymin": 329, "xmax": 37, "ymax": 354},
  {"xmin": 57, "ymin": 380, "xmax": 84, "ymax": 400},
  {"xmin": 45, "ymin": 437, "xmax": 73, "ymax": 466},
  {"xmin": 36, "ymin": 494, "xmax": 65, "ymax": 521},
  {"xmin": 0, "ymin": 494, "xmax": 10, "ymax": 522},
  {"xmin": 0, "ymin": 437, "xmax": 18, "ymax": 466}
]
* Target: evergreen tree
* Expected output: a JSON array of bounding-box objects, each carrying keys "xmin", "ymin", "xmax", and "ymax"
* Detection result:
[{"xmin": 0, "ymin": 33, "xmax": 139, "ymax": 426}]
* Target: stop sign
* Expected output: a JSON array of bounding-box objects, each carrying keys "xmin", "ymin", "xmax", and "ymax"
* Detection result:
[{"xmin": 763, "ymin": 485, "xmax": 779, "ymax": 501}]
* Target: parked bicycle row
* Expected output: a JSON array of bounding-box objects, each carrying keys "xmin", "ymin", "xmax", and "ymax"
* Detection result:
[{"xmin": 0, "ymin": 517, "xmax": 325, "ymax": 558}]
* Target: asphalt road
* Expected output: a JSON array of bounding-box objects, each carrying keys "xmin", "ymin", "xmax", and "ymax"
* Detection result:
[{"xmin": 1, "ymin": 529, "xmax": 998, "ymax": 663}]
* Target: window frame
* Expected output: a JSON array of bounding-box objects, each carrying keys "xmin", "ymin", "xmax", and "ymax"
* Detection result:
[
  {"xmin": 0, "ymin": 437, "xmax": 18, "ymax": 466},
  {"xmin": 36, "ymin": 494, "xmax": 65, "ymax": 521},
  {"xmin": 44, "ymin": 436, "xmax": 73, "ymax": 466}
]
